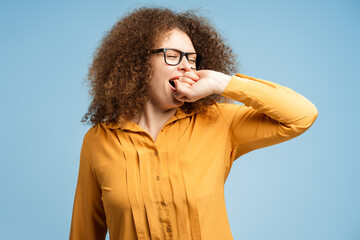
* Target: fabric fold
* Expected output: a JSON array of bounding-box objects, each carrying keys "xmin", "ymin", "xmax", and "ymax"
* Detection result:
[{"xmin": 115, "ymin": 131, "xmax": 151, "ymax": 240}]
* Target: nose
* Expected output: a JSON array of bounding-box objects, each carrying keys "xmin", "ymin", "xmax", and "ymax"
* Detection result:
[{"xmin": 177, "ymin": 56, "xmax": 192, "ymax": 72}]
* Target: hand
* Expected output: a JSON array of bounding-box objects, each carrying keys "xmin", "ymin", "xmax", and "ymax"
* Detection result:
[{"xmin": 173, "ymin": 70, "xmax": 231, "ymax": 102}]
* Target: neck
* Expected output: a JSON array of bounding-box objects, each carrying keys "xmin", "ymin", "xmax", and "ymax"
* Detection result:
[{"xmin": 135, "ymin": 101, "xmax": 178, "ymax": 141}]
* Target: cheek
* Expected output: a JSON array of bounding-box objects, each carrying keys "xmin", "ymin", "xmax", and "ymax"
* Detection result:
[
  {"xmin": 150, "ymin": 70, "xmax": 163, "ymax": 87},
  {"xmin": 151, "ymin": 64, "xmax": 172, "ymax": 82}
]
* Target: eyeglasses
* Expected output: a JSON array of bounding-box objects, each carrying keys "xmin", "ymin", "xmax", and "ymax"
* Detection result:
[{"xmin": 150, "ymin": 48, "xmax": 202, "ymax": 70}]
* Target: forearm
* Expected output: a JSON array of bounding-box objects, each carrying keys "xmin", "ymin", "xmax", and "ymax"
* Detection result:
[{"xmin": 221, "ymin": 74, "xmax": 318, "ymax": 128}]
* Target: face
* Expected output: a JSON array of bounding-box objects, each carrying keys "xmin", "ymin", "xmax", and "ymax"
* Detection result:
[{"xmin": 149, "ymin": 29, "xmax": 197, "ymax": 111}]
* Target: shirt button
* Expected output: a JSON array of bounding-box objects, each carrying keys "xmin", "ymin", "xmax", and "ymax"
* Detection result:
[
  {"xmin": 161, "ymin": 201, "xmax": 166, "ymax": 206},
  {"xmin": 156, "ymin": 176, "xmax": 160, "ymax": 180},
  {"xmin": 166, "ymin": 226, "xmax": 172, "ymax": 232},
  {"xmin": 154, "ymin": 150, "xmax": 158, "ymax": 156}
]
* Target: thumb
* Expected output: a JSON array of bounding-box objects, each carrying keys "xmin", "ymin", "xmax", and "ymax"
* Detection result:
[
  {"xmin": 173, "ymin": 80, "xmax": 193, "ymax": 101},
  {"xmin": 173, "ymin": 80, "xmax": 185, "ymax": 100}
]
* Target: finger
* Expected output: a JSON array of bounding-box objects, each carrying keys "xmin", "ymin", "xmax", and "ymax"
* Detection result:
[
  {"xmin": 173, "ymin": 92, "xmax": 189, "ymax": 102},
  {"xmin": 174, "ymin": 80, "xmax": 192, "ymax": 98},
  {"xmin": 176, "ymin": 80, "xmax": 192, "ymax": 89},
  {"xmin": 173, "ymin": 91, "xmax": 185, "ymax": 101},
  {"xmin": 178, "ymin": 77, "xmax": 196, "ymax": 85},
  {"xmin": 184, "ymin": 71, "xmax": 200, "ymax": 81},
  {"xmin": 173, "ymin": 83, "xmax": 187, "ymax": 101},
  {"xmin": 174, "ymin": 90, "xmax": 191, "ymax": 102}
]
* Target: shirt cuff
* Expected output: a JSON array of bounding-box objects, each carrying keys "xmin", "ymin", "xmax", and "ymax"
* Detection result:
[
  {"xmin": 221, "ymin": 74, "xmax": 249, "ymax": 100},
  {"xmin": 221, "ymin": 73, "xmax": 279, "ymax": 101}
]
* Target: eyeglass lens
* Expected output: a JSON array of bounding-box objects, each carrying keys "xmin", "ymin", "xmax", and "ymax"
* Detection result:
[{"xmin": 164, "ymin": 49, "xmax": 198, "ymax": 69}]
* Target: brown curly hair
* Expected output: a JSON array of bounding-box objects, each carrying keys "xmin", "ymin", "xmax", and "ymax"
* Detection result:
[{"xmin": 82, "ymin": 7, "xmax": 239, "ymax": 125}]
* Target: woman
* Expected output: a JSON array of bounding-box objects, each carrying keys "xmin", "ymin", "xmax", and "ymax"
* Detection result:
[{"xmin": 70, "ymin": 7, "xmax": 318, "ymax": 240}]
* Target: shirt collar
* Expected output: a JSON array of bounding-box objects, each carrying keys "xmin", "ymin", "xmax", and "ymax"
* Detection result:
[{"xmin": 103, "ymin": 108, "xmax": 195, "ymax": 132}]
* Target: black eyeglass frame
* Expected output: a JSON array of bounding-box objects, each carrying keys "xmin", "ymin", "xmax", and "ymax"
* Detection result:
[{"xmin": 150, "ymin": 48, "xmax": 202, "ymax": 70}]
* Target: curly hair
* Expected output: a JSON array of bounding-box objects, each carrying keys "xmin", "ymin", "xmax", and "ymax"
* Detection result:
[{"xmin": 82, "ymin": 7, "xmax": 239, "ymax": 125}]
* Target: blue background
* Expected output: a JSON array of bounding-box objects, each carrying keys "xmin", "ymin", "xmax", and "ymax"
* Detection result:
[{"xmin": 1, "ymin": 0, "xmax": 359, "ymax": 239}]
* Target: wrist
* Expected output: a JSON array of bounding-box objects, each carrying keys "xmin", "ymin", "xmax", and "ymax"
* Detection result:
[{"xmin": 214, "ymin": 73, "xmax": 231, "ymax": 95}]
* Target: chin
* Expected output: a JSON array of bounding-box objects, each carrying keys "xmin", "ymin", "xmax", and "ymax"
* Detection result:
[{"xmin": 162, "ymin": 99, "xmax": 183, "ymax": 112}]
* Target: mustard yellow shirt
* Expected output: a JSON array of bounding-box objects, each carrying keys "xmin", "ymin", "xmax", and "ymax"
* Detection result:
[{"xmin": 69, "ymin": 74, "xmax": 318, "ymax": 240}]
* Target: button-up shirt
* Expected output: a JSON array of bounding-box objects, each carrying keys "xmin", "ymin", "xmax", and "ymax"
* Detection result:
[{"xmin": 69, "ymin": 74, "xmax": 318, "ymax": 240}]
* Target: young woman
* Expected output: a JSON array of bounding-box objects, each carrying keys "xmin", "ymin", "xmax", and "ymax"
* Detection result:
[{"xmin": 70, "ymin": 7, "xmax": 318, "ymax": 240}]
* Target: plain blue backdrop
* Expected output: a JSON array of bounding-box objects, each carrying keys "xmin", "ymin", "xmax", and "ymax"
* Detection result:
[{"xmin": 0, "ymin": 0, "xmax": 359, "ymax": 239}]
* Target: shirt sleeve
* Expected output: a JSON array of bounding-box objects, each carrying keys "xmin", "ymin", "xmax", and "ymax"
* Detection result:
[
  {"xmin": 69, "ymin": 132, "xmax": 107, "ymax": 240},
  {"xmin": 221, "ymin": 73, "xmax": 318, "ymax": 159}
]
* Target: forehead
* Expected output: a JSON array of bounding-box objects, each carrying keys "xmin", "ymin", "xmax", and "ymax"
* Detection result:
[{"xmin": 156, "ymin": 29, "xmax": 195, "ymax": 52}]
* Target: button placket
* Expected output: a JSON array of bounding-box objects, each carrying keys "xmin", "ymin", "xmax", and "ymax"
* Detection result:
[
  {"xmin": 151, "ymin": 146, "xmax": 173, "ymax": 239},
  {"xmin": 153, "ymin": 149, "xmax": 160, "ymax": 181}
]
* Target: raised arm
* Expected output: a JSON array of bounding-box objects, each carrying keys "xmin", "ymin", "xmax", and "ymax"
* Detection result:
[
  {"xmin": 174, "ymin": 71, "xmax": 318, "ymax": 158},
  {"xmin": 220, "ymin": 73, "xmax": 318, "ymax": 157}
]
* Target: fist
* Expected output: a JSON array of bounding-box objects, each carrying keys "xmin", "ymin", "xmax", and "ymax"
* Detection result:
[{"xmin": 173, "ymin": 70, "xmax": 231, "ymax": 102}]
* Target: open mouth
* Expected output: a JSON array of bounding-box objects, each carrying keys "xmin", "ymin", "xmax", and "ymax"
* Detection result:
[
  {"xmin": 169, "ymin": 78, "xmax": 178, "ymax": 92},
  {"xmin": 169, "ymin": 76, "xmax": 182, "ymax": 92},
  {"xmin": 169, "ymin": 80, "xmax": 175, "ymax": 88}
]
